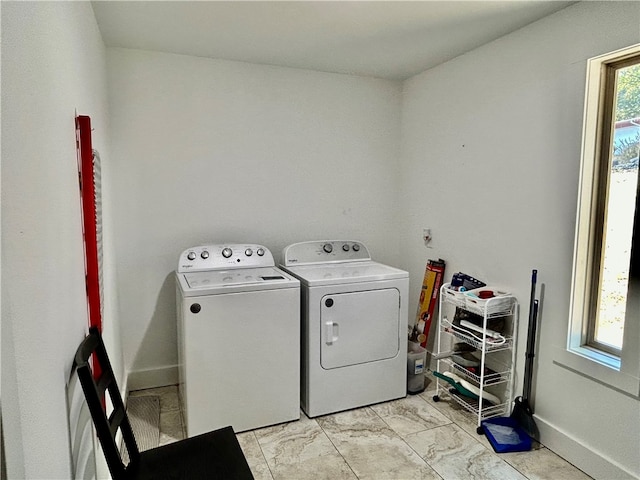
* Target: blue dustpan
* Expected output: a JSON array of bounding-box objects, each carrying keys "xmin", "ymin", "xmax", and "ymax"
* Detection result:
[{"xmin": 481, "ymin": 417, "xmax": 532, "ymax": 453}]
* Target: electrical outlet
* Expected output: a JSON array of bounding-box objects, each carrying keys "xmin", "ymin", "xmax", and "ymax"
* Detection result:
[{"xmin": 423, "ymin": 228, "xmax": 432, "ymax": 247}]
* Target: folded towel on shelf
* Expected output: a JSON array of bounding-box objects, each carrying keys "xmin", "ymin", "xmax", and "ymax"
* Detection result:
[{"xmin": 433, "ymin": 370, "xmax": 501, "ymax": 406}]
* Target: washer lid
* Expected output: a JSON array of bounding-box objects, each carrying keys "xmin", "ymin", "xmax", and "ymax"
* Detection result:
[
  {"xmin": 177, "ymin": 266, "xmax": 299, "ymax": 296},
  {"xmin": 281, "ymin": 261, "xmax": 407, "ymax": 287}
]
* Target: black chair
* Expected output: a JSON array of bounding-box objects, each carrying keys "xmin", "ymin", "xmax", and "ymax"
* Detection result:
[{"xmin": 74, "ymin": 327, "xmax": 254, "ymax": 479}]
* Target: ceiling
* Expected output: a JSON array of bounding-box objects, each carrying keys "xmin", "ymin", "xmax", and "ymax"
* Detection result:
[{"xmin": 92, "ymin": 1, "xmax": 574, "ymax": 81}]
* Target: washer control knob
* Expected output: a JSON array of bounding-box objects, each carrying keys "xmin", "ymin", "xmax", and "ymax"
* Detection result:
[
  {"xmin": 323, "ymin": 243, "xmax": 333, "ymax": 253},
  {"xmin": 342, "ymin": 244, "xmax": 350, "ymax": 252},
  {"xmin": 256, "ymin": 248, "xmax": 265, "ymax": 256},
  {"xmin": 190, "ymin": 303, "xmax": 201, "ymax": 314},
  {"xmin": 187, "ymin": 251, "xmax": 196, "ymax": 261},
  {"xmin": 245, "ymin": 248, "xmax": 253, "ymax": 257},
  {"xmin": 222, "ymin": 248, "xmax": 233, "ymax": 258},
  {"xmin": 201, "ymin": 251, "xmax": 209, "ymax": 259},
  {"xmin": 352, "ymin": 243, "xmax": 360, "ymax": 252}
]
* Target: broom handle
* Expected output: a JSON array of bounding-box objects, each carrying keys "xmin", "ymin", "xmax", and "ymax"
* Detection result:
[{"xmin": 523, "ymin": 269, "xmax": 538, "ymax": 401}]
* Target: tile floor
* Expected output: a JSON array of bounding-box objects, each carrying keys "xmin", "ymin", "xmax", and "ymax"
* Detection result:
[{"xmin": 128, "ymin": 381, "xmax": 592, "ymax": 480}]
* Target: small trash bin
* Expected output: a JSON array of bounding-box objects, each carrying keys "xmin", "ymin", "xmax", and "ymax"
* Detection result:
[{"xmin": 407, "ymin": 341, "xmax": 427, "ymax": 394}]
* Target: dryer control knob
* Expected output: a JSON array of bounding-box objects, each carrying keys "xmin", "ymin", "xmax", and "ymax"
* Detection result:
[
  {"xmin": 187, "ymin": 251, "xmax": 196, "ymax": 261},
  {"xmin": 256, "ymin": 248, "xmax": 265, "ymax": 256},
  {"xmin": 190, "ymin": 303, "xmax": 201, "ymax": 314},
  {"xmin": 323, "ymin": 243, "xmax": 333, "ymax": 253},
  {"xmin": 342, "ymin": 244, "xmax": 350, "ymax": 252},
  {"xmin": 245, "ymin": 248, "xmax": 253, "ymax": 257},
  {"xmin": 201, "ymin": 251, "xmax": 209, "ymax": 259},
  {"xmin": 352, "ymin": 244, "xmax": 360, "ymax": 252},
  {"xmin": 222, "ymin": 248, "xmax": 233, "ymax": 258}
]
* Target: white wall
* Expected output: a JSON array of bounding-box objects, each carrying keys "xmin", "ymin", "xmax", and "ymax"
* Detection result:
[
  {"xmin": 1, "ymin": 2, "xmax": 118, "ymax": 478},
  {"xmin": 3, "ymin": 1, "xmax": 639, "ymax": 478},
  {"xmin": 106, "ymin": 48, "xmax": 403, "ymax": 385},
  {"xmin": 399, "ymin": 2, "xmax": 640, "ymax": 478}
]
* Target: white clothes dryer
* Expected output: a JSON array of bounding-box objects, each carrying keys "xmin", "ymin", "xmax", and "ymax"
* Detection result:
[
  {"xmin": 280, "ymin": 240, "xmax": 408, "ymax": 417},
  {"xmin": 176, "ymin": 244, "xmax": 300, "ymax": 435}
]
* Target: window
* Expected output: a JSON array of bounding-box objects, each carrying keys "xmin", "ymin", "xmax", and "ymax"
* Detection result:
[
  {"xmin": 590, "ymin": 58, "xmax": 639, "ymax": 355},
  {"xmin": 565, "ymin": 44, "xmax": 640, "ymax": 397}
]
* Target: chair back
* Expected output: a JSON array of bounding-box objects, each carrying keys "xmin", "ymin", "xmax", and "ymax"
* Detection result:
[
  {"xmin": 67, "ymin": 369, "xmax": 97, "ymax": 480},
  {"xmin": 74, "ymin": 327, "xmax": 140, "ymax": 479}
]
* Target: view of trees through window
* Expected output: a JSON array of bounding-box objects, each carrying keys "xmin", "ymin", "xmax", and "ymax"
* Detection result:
[{"xmin": 597, "ymin": 61, "xmax": 639, "ymax": 351}]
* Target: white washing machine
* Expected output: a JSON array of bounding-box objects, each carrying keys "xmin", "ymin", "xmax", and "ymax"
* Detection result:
[
  {"xmin": 176, "ymin": 244, "xmax": 300, "ymax": 435},
  {"xmin": 280, "ymin": 240, "xmax": 408, "ymax": 417}
]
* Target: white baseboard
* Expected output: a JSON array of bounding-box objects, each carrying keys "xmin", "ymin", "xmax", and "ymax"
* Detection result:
[
  {"xmin": 120, "ymin": 376, "xmax": 129, "ymax": 403},
  {"xmin": 126, "ymin": 365, "xmax": 178, "ymax": 393},
  {"xmin": 536, "ymin": 415, "xmax": 638, "ymax": 480}
]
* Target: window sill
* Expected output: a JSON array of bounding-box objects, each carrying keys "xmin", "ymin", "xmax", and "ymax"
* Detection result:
[
  {"xmin": 553, "ymin": 346, "xmax": 640, "ymax": 399},
  {"xmin": 574, "ymin": 345, "xmax": 620, "ymax": 370}
]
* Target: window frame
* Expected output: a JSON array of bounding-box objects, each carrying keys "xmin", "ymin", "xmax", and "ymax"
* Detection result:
[
  {"xmin": 562, "ymin": 44, "xmax": 640, "ymax": 398},
  {"xmin": 586, "ymin": 55, "xmax": 640, "ymax": 356}
]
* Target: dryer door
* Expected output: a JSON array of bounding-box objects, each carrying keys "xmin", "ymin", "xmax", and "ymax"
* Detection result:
[{"xmin": 320, "ymin": 288, "xmax": 400, "ymax": 370}]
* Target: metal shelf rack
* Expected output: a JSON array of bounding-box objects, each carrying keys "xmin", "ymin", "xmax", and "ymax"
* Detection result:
[{"xmin": 432, "ymin": 283, "xmax": 519, "ymax": 433}]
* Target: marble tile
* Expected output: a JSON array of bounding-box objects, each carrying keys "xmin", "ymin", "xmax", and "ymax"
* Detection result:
[
  {"xmin": 318, "ymin": 408, "xmax": 441, "ymax": 480},
  {"xmin": 236, "ymin": 431, "xmax": 274, "ymax": 480},
  {"xmin": 159, "ymin": 410, "xmax": 185, "ymax": 446},
  {"xmin": 155, "ymin": 385, "xmax": 182, "ymax": 412},
  {"xmin": 370, "ymin": 395, "xmax": 452, "ymax": 437},
  {"xmin": 405, "ymin": 423, "xmax": 527, "ymax": 480},
  {"xmin": 419, "ymin": 387, "xmax": 498, "ymax": 452},
  {"xmin": 254, "ymin": 414, "xmax": 355, "ymax": 480},
  {"xmin": 256, "ymin": 415, "xmax": 337, "ymax": 462},
  {"xmin": 127, "ymin": 384, "xmax": 595, "ymax": 480},
  {"xmin": 266, "ymin": 451, "xmax": 357, "ymax": 480},
  {"xmin": 503, "ymin": 447, "xmax": 593, "ymax": 480},
  {"xmin": 420, "ymin": 383, "xmax": 548, "ymax": 455}
]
